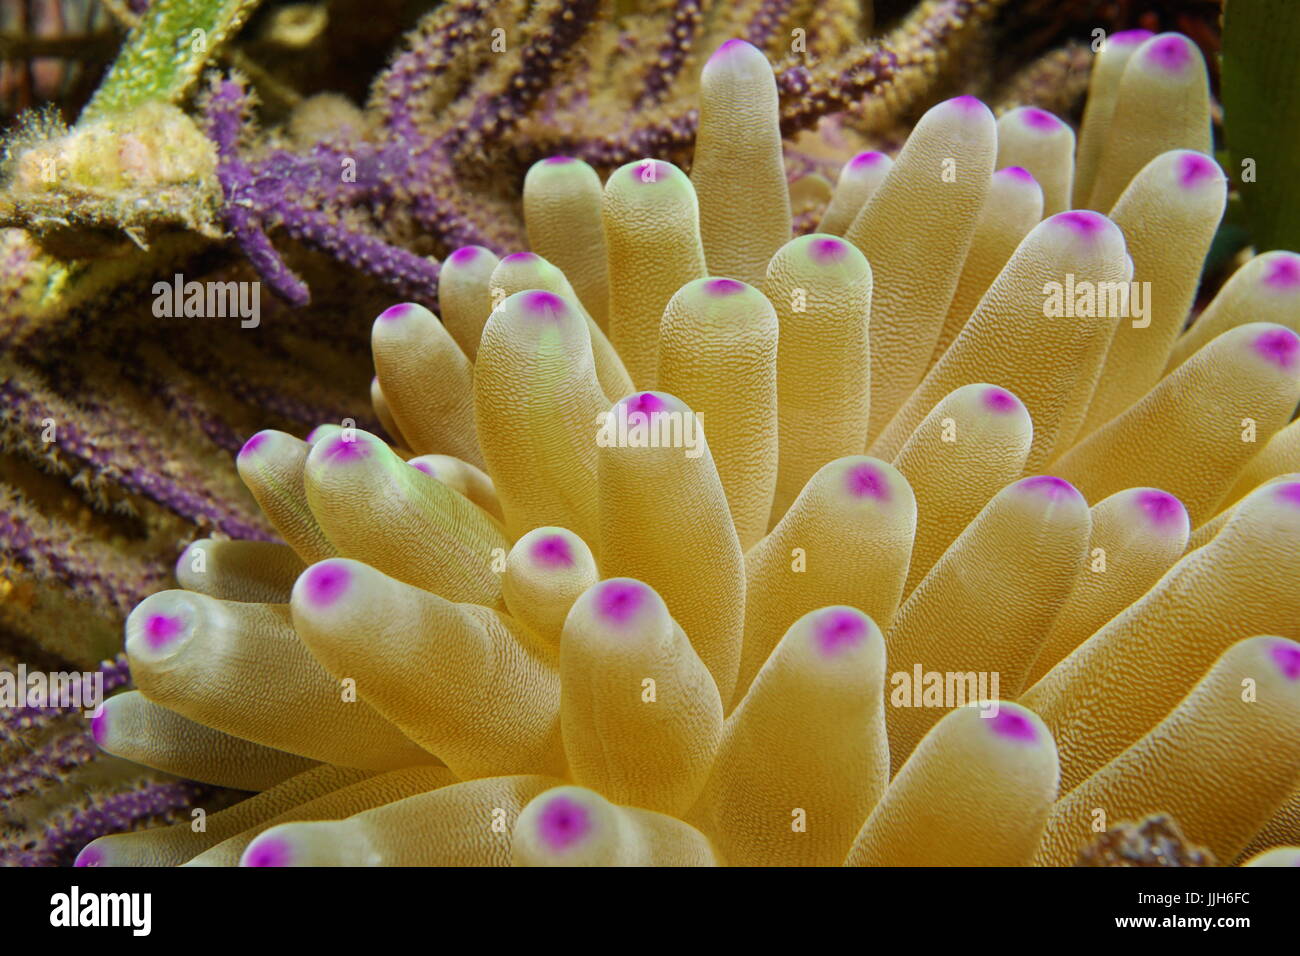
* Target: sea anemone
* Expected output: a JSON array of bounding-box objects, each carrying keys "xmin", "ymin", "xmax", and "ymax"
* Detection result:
[{"xmin": 67, "ymin": 30, "xmax": 1300, "ymax": 867}]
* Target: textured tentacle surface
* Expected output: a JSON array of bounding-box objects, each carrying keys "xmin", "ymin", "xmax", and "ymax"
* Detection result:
[
  {"xmin": 818, "ymin": 152, "xmax": 892, "ymax": 237},
  {"xmin": 1055, "ymin": 324, "xmax": 1300, "ymax": 524},
  {"xmin": 693, "ymin": 606, "xmax": 889, "ymax": 866},
  {"xmin": 523, "ymin": 158, "xmax": 612, "ymax": 328},
  {"xmin": 892, "ymin": 384, "xmax": 1033, "ymax": 597},
  {"xmin": 502, "ymin": 527, "xmax": 599, "ymax": 645},
  {"xmin": 1079, "ymin": 150, "xmax": 1227, "ymax": 434},
  {"xmin": 236, "ymin": 429, "xmax": 338, "ymax": 564},
  {"xmin": 93, "ymin": 691, "xmax": 319, "ymax": 791},
  {"xmin": 125, "ymin": 590, "xmax": 433, "ymax": 771},
  {"xmin": 1168, "ymin": 250, "xmax": 1300, "ymax": 372},
  {"xmin": 691, "ymin": 39, "xmax": 792, "ymax": 285},
  {"xmin": 303, "ymin": 429, "xmax": 508, "ymax": 604},
  {"xmin": 290, "ymin": 559, "xmax": 565, "ymax": 780},
  {"xmin": 560, "ymin": 578, "xmax": 722, "ymax": 816},
  {"xmin": 485, "ymin": 253, "xmax": 632, "ymax": 403},
  {"xmin": 76, "ymin": 765, "xmax": 375, "ymax": 867},
  {"xmin": 512, "ymin": 784, "xmax": 720, "ymax": 866},
  {"xmin": 239, "ymin": 775, "xmax": 561, "ymax": 867},
  {"xmin": 1026, "ymin": 488, "xmax": 1189, "ymax": 687},
  {"xmin": 995, "ymin": 108, "xmax": 1074, "ymax": 216},
  {"xmin": 406, "ymin": 454, "xmax": 504, "ymax": 523},
  {"xmin": 1241, "ymin": 784, "xmax": 1300, "ymax": 864},
  {"xmin": 884, "ymin": 476, "xmax": 1088, "ymax": 771},
  {"xmin": 473, "ymin": 290, "xmax": 608, "ymax": 544},
  {"xmin": 1072, "ymin": 29, "xmax": 1153, "ymax": 207},
  {"xmin": 603, "ymin": 160, "xmax": 707, "ymax": 388},
  {"xmin": 1022, "ymin": 480, "xmax": 1300, "ymax": 793},
  {"xmin": 173, "ymin": 538, "xmax": 305, "ymax": 605},
  {"xmin": 845, "ymin": 702, "xmax": 1059, "ymax": 867},
  {"xmin": 192, "ymin": 766, "xmax": 460, "ymax": 867},
  {"xmin": 438, "ymin": 246, "xmax": 501, "ymax": 363},
  {"xmin": 763, "ymin": 234, "xmax": 873, "ymax": 526},
  {"xmin": 738, "ymin": 456, "xmax": 914, "ymax": 707},
  {"xmin": 928, "ymin": 165, "xmax": 1043, "ymax": 366},
  {"xmin": 658, "ymin": 277, "xmax": 779, "ymax": 548},
  {"xmin": 872, "ymin": 211, "xmax": 1131, "ymax": 469},
  {"xmin": 1035, "ymin": 637, "xmax": 1300, "ymax": 866},
  {"xmin": 596, "ymin": 391, "xmax": 745, "ymax": 704},
  {"xmin": 846, "ymin": 96, "xmax": 998, "ymax": 441},
  {"xmin": 1220, "ymin": 419, "xmax": 1300, "ymax": 512},
  {"xmin": 371, "ymin": 303, "xmax": 482, "ymax": 466},
  {"xmin": 1085, "ymin": 33, "xmax": 1212, "ymax": 213}
]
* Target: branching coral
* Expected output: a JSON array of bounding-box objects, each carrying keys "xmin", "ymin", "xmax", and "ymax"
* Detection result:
[{"xmin": 61, "ymin": 25, "xmax": 1300, "ymax": 869}]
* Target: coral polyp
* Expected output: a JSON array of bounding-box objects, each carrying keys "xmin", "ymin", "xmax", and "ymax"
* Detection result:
[{"xmin": 45, "ymin": 19, "xmax": 1300, "ymax": 870}]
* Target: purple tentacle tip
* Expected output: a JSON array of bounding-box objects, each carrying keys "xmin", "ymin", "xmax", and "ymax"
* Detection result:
[
  {"xmin": 1020, "ymin": 475, "xmax": 1080, "ymax": 500},
  {"xmin": 1020, "ymin": 108, "xmax": 1062, "ymax": 132},
  {"xmin": 90, "ymin": 711, "xmax": 108, "ymax": 745},
  {"xmin": 1264, "ymin": 254, "xmax": 1300, "ymax": 290},
  {"xmin": 809, "ymin": 237, "xmax": 848, "ymax": 264},
  {"xmin": 503, "ymin": 251, "xmax": 541, "ymax": 264},
  {"xmin": 1053, "ymin": 210, "xmax": 1109, "ymax": 237},
  {"xmin": 1275, "ymin": 482, "xmax": 1300, "ymax": 508},
  {"xmin": 411, "ymin": 460, "xmax": 436, "ymax": 477},
  {"xmin": 1135, "ymin": 490, "xmax": 1185, "ymax": 528},
  {"xmin": 704, "ymin": 277, "xmax": 746, "ymax": 296},
  {"xmin": 850, "ymin": 151, "xmax": 886, "ymax": 170},
  {"xmin": 1270, "ymin": 641, "xmax": 1300, "ymax": 681},
  {"xmin": 144, "ymin": 613, "xmax": 186, "ymax": 651},
  {"xmin": 709, "ymin": 38, "xmax": 755, "ymax": 63},
  {"xmin": 982, "ymin": 386, "xmax": 1020, "ymax": 413},
  {"xmin": 943, "ymin": 95, "xmax": 988, "ymax": 120},
  {"xmin": 321, "ymin": 434, "xmax": 371, "ymax": 463},
  {"xmin": 630, "ymin": 159, "xmax": 669, "ymax": 183},
  {"xmin": 537, "ymin": 796, "xmax": 592, "ymax": 851},
  {"xmin": 238, "ymin": 432, "xmax": 268, "ymax": 459},
  {"xmin": 1144, "ymin": 34, "xmax": 1194, "ymax": 71},
  {"xmin": 625, "ymin": 392, "xmax": 667, "ymax": 416},
  {"xmin": 379, "ymin": 303, "xmax": 415, "ymax": 322},
  {"xmin": 595, "ymin": 580, "xmax": 645, "ymax": 624},
  {"xmin": 1176, "ymin": 152, "xmax": 1220, "ymax": 189},
  {"xmin": 543, "ymin": 155, "xmax": 576, "ymax": 165},
  {"xmin": 448, "ymin": 246, "xmax": 480, "ymax": 266},
  {"xmin": 244, "ymin": 837, "xmax": 293, "ymax": 867},
  {"xmin": 1109, "ymin": 29, "xmax": 1154, "ymax": 46},
  {"xmin": 846, "ymin": 463, "xmax": 889, "ymax": 500},
  {"xmin": 521, "ymin": 289, "xmax": 567, "ymax": 318},
  {"xmin": 74, "ymin": 845, "xmax": 104, "ymax": 867},
  {"xmin": 989, "ymin": 709, "xmax": 1038, "ymax": 742},
  {"xmin": 997, "ymin": 166, "xmax": 1036, "ymax": 184},
  {"xmin": 531, "ymin": 534, "xmax": 575, "ymax": 568},
  {"xmin": 1252, "ymin": 327, "xmax": 1300, "ymax": 370},
  {"xmin": 303, "ymin": 562, "xmax": 351, "ymax": 608},
  {"xmin": 813, "ymin": 608, "xmax": 868, "ymax": 656}
]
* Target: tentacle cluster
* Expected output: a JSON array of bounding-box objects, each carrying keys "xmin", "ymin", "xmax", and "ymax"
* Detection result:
[{"xmin": 11, "ymin": 17, "xmax": 1300, "ymax": 868}]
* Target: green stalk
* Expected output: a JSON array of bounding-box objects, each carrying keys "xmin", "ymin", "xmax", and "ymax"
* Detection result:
[{"xmin": 81, "ymin": 0, "xmax": 262, "ymax": 121}]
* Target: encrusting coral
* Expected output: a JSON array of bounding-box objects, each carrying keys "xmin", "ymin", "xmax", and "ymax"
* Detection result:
[{"xmin": 62, "ymin": 24, "xmax": 1300, "ymax": 868}]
